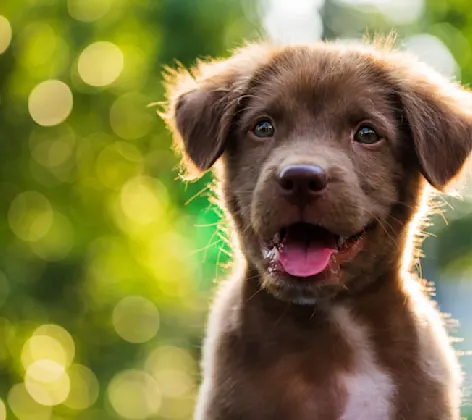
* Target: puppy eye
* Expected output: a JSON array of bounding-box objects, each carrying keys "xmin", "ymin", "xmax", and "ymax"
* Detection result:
[
  {"xmin": 353, "ymin": 126, "xmax": 381, "ymax": 145},
  {"xmin": 252, "ymin": 119, "xmax": 275, "ymax": 138}
]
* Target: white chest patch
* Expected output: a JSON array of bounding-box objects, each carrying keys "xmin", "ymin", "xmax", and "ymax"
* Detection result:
[{"xmin": 332, "ymin": 306, "xmax": 395, "ymax": 420}]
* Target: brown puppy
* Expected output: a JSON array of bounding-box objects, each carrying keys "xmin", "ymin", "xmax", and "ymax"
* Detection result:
[{"xmin": 162, "ymin": 40, "xmax": 472, "ymax": 420}]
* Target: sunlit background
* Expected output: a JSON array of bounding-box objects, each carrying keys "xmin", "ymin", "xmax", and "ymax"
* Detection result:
[{"xmin": 1, "ymin": 0, "xmax": 472, "ymax": 418}]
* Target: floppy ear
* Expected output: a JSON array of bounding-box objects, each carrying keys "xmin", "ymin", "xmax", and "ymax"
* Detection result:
[
  {"xmin": 391, "ymin": 58, "xmax": 472, "ymax": 191},
  {"xmin": 161, "ymin": 44, "xmax": 272, "ymax": 180}
]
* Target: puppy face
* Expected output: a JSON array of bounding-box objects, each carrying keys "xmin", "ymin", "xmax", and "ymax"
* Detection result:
[
  {"xmin": 225, "ymin": 51, "xmax": 404, "ymax": 303},
  {"xmin": 163, "ymin": 42, "xmax": 472, "ymax": 304}
]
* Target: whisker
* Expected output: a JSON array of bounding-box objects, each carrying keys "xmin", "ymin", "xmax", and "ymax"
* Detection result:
[{"xmin": 185, "ymin": 185, "xmax": 211, "ymax": 206}]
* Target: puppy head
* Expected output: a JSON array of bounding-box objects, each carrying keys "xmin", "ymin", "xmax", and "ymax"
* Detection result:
[{"xmin": 162, "ymin": 42, "xmax": 472, "ymax": 305}]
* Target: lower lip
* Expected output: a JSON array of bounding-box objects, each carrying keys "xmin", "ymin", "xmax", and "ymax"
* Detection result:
[{"xmin": 333, "ymin": 235, "xmax": 365, "ymax": 265}]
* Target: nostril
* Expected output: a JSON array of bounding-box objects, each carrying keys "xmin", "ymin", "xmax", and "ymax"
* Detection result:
[
  {"xmin": 309, "ymin": 180, "xmax": 319, "ymax": 191},
  {"xmin": 308, "ymin": 169, "xmax": 327, "ymax": 192},
  {"xmin": 280, "ymin": 178, "xmax": 294, "ymax": 191}
]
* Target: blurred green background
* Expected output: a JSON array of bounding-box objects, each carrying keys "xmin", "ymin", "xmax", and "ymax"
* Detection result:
[{"xmin": 1, "ymin": 0, "xmax": 472, "ymax": 419}]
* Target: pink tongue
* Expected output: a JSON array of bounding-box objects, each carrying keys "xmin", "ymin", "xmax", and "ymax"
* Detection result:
[{"xmin": 279, "ymin": 238, "xmax": 334, "ymax": 278}]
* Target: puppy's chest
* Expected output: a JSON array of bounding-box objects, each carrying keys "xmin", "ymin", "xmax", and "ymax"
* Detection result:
[
  {"xmin": 261, "ymin": 307, "xmax": 395, "ymax": 420},
  {"xmin": 336, "ymin": 360, "xmax": 394, "ymax": 420},
  {"xmin": 331, "ymin": 306, "xmax": 395, "ymax": 420},
  {"xmin": 274, "ymin": 357, "xmax": 394, "ymax": 420}
]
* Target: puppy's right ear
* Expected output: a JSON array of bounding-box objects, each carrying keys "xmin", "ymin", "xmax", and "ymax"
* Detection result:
[
  {"xmin": 161, "ymin": 45, "xmax": 272, "ymax": 180},
  {"xmin": 381, "ymin": 51, "xmax": 472, "ymax": 191}
]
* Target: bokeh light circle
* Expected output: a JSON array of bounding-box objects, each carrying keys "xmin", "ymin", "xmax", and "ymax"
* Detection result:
[
  {"xmin": 260, "ymin": 0, "xmax": 323, "ymax": 43},
  {"xmin": 0, "ymin": 15, "xmax": 12, "ymax": 53},
  {"xmin": 107, "ymin": 370, "xmax": 161, "ymax": 419},
  {"xmin": 144, "ymin": 346, "xmax": 197, "ymax": 379},
  {"xmin": 109, "ymin": 93, "xmax": 154, "ymax": 139},
  {"xmin": 16, "ymin": 23, "xmax": 69, "ymax": 74},
  {"xmin": 25, "ymin": 360, "xmax": 71, "ymax": 406},
  {"xmin": 144, "ymin": 346, "xmax": 197, "ymax": 417},
  {"xmin": 120, "ymin": 176, "xmax": 163, "ymax": 225},
  {"xmin": 7, "ymin": 383, "xmax": 52, "ymax": 420},
  {"xmin": 29, "ymin": 211, "xmax": 75, "ymax": 262},
  {"xmin": 28, "ymin": 80, "xmax": 73, "ymax": 126},
  {"xmin": 21, "ymin": 324, "xmax": 75, "ymax": 370},
  {"xmin": 95, "ymin": 142, "xmax": 143, "ymax": 190},
  {"xmin": 0, "ymin": 398, "xmax": 5, "ymax": 420},
  {"xmin": 112, "ymin": 296, "xmax": 160, "ymax": 343},
  {"xmin": 153, "ymin": 369, "xmax": 194, "ymax": 398},
  {"xmin": 64, "ymin": 364, "xmax": 100, "ymax": 410},
  {"xmin": 29, "ymin": 125, "xmax": 76, "ymax": 168},
  {"xmin": 8, "ymin": 191, "xmax": 54, "ymax": 242},
  {"xmin": 403, "ymin": 33, "xmax": 459, "ymax": 78},
  {"xmin": 26, "ymin": 360, "xmax": 65, "ymax": 382},
  {"xmin": 68, "ymin": 0, "xmax": 112, "ymax": 22},
  {"xmin": 78, "ymin": 41, "xmax": 124, "ymax": 87},
  {"xmin": 34, "ymin": 324, "xmax": 75, "ymax": 364},
  {"xmin": 21, "ymin": 335, "xmax": 67, "ymax": 370},
  {"xmin": 20, "ymin": 324, "xmax": 75, "ymax": 408}
]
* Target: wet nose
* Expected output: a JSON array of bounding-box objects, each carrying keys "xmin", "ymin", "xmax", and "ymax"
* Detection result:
[{"xmin": 278, "ymin": 164, "xmax": 327, "ymax": 204}]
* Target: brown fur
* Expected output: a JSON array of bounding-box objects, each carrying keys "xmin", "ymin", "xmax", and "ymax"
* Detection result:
[{"xmin": 161, "ymin": 40, "xmax": 472, "ymax": 420}]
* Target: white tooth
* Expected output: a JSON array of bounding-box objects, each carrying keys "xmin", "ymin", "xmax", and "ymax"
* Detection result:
[
  {"xmin": 273, "ymin": 232, "xmax": 281, "ymax": 243},
  {"xmin": 263, "ymin": 246, "xmax": 279, "ymax": 261},
  {"xmin": 338, "ymin": 237, "xmax": 346, "ymax": 248}
]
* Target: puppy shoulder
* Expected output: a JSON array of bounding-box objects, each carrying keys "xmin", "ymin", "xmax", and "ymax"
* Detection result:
[
  {"xmin": 201, "ymin": 267, "xmax": 245, "ymax": 369},
  {"xmin": 403, "ymin": 274, "xmax": 462, "ymax": 392}
]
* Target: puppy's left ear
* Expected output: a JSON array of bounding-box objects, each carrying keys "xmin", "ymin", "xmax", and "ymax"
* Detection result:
[
  {"xmin": 161, "ymin": 44, "xmax": 272, "ymax": 180},
  {"xmin": 392, "ymin": 59, "xmax": 472, "ymax": 191}
]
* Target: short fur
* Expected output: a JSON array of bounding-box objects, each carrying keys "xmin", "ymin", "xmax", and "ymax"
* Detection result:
[{"xmin": 161, "ymin": 40, "xmax": 472, "ymax": 420}]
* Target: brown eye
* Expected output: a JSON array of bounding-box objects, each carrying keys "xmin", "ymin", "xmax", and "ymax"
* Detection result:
[
  {"xmin": 353, "ymin": 126, "xmax": 381, "ymax": 145},
  {"xmin": 252, "ymin": 119, "xmax": 275, "ymax": 138}
]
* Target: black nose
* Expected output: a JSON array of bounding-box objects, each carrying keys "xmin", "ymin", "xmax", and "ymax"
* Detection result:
[{"xmin": 278, "ymin": 165, "xmax": 327, "ymax": 203}]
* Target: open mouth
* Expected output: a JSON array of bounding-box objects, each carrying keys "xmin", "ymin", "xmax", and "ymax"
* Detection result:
[{"xmin": 262, "ymin": 222, "xmax": 373, "ymax": 279}]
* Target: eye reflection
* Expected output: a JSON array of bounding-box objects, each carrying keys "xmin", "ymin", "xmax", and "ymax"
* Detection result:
[
  {"xmin": 252, "ymin": 119, "xmax": 275, "ymax": 139},
  {"xmin": 353, "ymin": 126, "xmax": 380, "ymax": 144}
]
